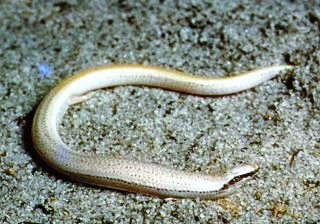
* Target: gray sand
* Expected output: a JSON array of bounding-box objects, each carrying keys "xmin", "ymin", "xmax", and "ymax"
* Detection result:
[{"xmin": 0, "ymin": 1, "xmax": 319, "ymax": 223}]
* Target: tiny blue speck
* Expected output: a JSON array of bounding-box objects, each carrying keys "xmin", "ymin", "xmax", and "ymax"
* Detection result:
[{"xmin": 38, "ymin": 63, "xmax": 53, "ymax": 77}]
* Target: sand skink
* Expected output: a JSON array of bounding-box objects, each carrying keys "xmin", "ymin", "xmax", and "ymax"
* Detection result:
[{"xmin": 32, "ymin": 64, "xmax": 292, "ymax": 199}]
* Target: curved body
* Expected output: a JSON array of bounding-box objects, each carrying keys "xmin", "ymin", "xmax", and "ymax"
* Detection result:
[{"xmin": 32, "ymin": 64, "xmax": 292, "ymax": 199}]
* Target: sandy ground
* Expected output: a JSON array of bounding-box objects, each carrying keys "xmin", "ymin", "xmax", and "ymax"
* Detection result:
[{"xmin": 0, "ymin": 1, "xmax": 319, "ymax": 223}]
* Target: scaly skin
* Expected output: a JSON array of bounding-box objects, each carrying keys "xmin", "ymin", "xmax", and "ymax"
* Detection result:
[{"xmin": 32, "ymin": 64, "xmax": 292, "ymax": 199}]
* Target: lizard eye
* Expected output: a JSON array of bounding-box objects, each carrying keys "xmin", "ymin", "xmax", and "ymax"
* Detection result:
[{"xmin": 222, "ymin": 167, "xmax": 259, "ymax": 190}]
